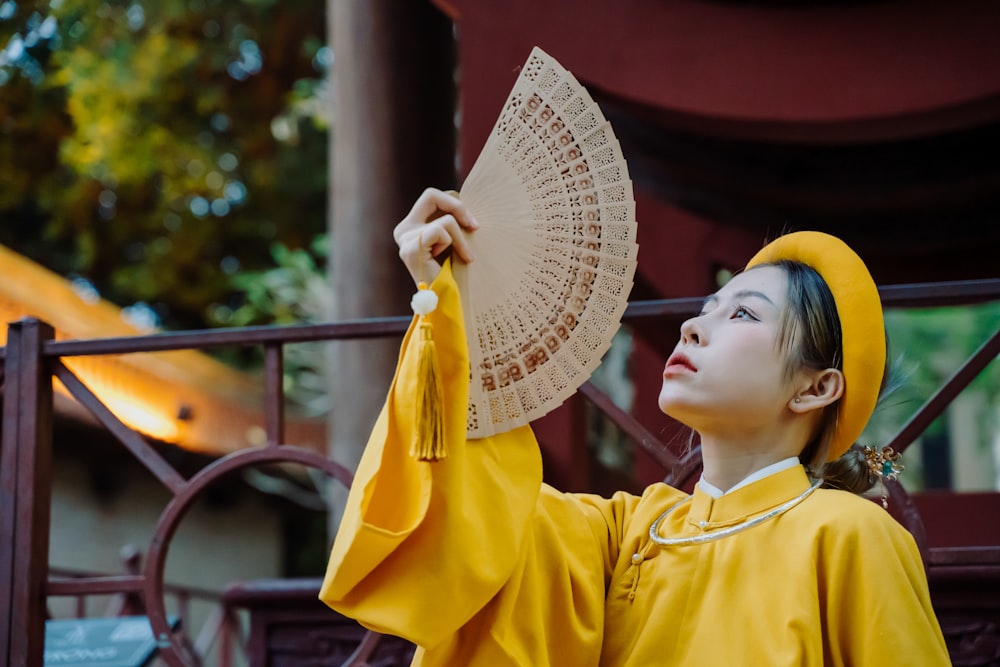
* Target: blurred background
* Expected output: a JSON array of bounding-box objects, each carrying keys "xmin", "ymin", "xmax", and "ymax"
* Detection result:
[{"xmin": 1, "ymin": 0, "xmax": 998, "ymax": 664}]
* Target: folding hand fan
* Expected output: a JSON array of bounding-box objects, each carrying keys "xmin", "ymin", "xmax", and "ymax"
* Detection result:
[{"xmin": 455, "ymin": 47, "xmax": 638, "ymax": 439}]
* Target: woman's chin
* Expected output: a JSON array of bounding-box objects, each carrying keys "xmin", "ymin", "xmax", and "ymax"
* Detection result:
[
  {"xmin": 657, "ymin": 391, "xmax": 689, "ymax": 421},
  {"xmin": 658, "ymin": 388, "xmax": 708, "ymax": 430}
]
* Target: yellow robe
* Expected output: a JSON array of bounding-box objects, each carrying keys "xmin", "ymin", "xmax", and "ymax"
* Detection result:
[{"xmin": 320, "ymin": 262, "xmax": 950, "ymax": 666}]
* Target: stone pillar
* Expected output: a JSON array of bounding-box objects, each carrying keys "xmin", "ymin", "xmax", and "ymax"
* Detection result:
[{"xmin": 326, "ymin": 0, "xmax": 455, "ymax": 531}]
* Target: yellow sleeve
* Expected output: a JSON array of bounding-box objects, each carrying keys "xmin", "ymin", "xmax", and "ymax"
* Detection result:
[
  {"xmin": 419, "ymin": 486, "xmax": 622, "ymax": 666},
  {"xmin": 823, "ymin": 502, "xmax": 950, "ymax": 665},
  {"xmin": 318, "ymin": 260, "xmax": 545, "ymax": 648}
]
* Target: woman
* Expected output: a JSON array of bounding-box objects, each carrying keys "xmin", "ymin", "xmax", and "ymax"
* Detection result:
[{"xmin": 320, "ymin": 189, "xmax": 950, "ymax": 665}]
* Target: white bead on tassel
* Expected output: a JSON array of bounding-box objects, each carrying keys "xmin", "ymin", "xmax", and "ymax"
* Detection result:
[{"xmin": 410, "ymin": 282, "xmax": 439, "ymax": 316}]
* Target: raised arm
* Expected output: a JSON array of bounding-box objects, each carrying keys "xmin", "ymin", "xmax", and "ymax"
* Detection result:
[
  {"xmin": 319, "ymin": 191, "xmax": 544, "ymax": 648},
  {"xmin": 320, "ymin": 190, "xmax": 636, "ymax": 664}
]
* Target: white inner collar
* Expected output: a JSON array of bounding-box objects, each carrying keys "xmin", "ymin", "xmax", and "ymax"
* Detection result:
[{"xmin": 697, "ymin": 457, "xmax": 800, "ymax": 499}]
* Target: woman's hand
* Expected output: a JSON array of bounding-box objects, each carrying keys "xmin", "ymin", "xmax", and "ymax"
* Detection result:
[{"xmin": 394, "ymin": 188, "xmax": 479, "ymax": 285}]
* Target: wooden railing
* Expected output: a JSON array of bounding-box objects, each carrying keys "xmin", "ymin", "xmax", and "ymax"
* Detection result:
[
  {"xmin": 1, "ymin": 277, "xmax": 998, "ymax": 666},
  {"xmin": 47, "ymin": 545, "xmax": 247, "ymax": 665}
]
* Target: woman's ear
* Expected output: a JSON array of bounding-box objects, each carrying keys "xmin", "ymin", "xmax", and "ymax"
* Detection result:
[{"xmin": 789, "ymin": 368, "xmax": 844, "ymax": 413}]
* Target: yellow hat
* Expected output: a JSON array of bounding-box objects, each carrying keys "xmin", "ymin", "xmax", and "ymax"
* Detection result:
[{"xmin": 746, "ymin": 232, "xmax": 885, "ymax": 461}]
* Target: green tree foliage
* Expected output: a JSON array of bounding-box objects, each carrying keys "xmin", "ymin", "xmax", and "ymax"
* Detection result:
[
  {"xmin": 0, "ymin": 0, "xmax": 328, "ymax": 330},
  {"xmin": 225, "ymin": 236, "xmax": 330, "ymax": 415},
  {"xmin": 863, "ymin": 302, "xmax": 1000, "ymax": 490},
  {"xmin": 883, "ymin": 304, "xmax": 1000, "ymax": 405}
]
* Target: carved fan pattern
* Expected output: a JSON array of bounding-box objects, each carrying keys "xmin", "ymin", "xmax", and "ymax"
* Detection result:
[{"xmin": 455, "ymin": 47, "xmax": 638, "ymax": 438}]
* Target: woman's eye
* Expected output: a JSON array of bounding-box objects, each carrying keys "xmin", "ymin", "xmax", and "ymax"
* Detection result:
[{"xmin": 732, "ymin": 305, "xmax": 756, "ymax": 320}]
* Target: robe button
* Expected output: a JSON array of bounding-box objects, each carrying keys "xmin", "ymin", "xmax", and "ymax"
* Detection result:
[
  {"xmin": 699, "ymin": 521, "xmax": 708, "ymax": 529},
  {"xmin": 631, "ymin": 553, "xmax": 643, "ymax": 565}
]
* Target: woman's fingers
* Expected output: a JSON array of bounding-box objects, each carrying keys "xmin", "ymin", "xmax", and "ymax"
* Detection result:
[
  {"xmin": 394, "ymin": 187, "xmax": 480, "ymax": 284},
  {"xmin": 417, "ymin": 188, "xmax": 478, "ymax": 231},
  {"xmin": 394, "ymin": 188, "xmax": 478, "ymax": 241},
  {"xmin": 398, "ymin": 214, "xmax": 476, "ymax": 283},
  {"xmin": 432, "ymin": 214, "xmax": 476, "ymax": 264}
]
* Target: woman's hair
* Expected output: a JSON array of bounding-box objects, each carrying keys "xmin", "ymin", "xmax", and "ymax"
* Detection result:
[
  {"xmin": 820, "ymin": 444, "xmax": 877, "ymax": 494},
  {"xmin": 768, "ymin": 259, "xmax": 883, "ymax": 494}
]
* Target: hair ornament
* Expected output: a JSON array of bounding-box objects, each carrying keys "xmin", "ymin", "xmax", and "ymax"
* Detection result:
[{"xmin": 863, "ymin": 445, "xmax": 904, "ymax": 508}]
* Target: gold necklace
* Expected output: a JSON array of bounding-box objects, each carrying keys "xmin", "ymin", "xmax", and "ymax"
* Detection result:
[{"xmin": 648, "ymin": 480, "xmax": 822, "ymax": 547}]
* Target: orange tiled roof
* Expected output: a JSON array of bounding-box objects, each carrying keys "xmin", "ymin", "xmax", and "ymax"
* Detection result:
[{"xmin": 0, "ymin": 244, "xmax": 325, "ymax": 456}]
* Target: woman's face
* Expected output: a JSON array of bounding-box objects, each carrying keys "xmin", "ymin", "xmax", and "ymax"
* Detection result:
[{"xmin": 658, "ymin": 265, "xmax": 802, "ymax": 435}]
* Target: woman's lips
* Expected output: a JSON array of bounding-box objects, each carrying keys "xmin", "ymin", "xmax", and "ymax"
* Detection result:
[{"xmin": 663, "ymin": 353, "xmax": 697, "ymax": 376}]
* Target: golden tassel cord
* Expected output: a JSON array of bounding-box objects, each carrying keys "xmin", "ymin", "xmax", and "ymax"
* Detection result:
[
  {"xmin": 408, "ymin": 278, "xmax": 445, "ymax": 462},
  {"xmin": 411, "ymin": 317, "xmax": 446, "ymax": 460}
]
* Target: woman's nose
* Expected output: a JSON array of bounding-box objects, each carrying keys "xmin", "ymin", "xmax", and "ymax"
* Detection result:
[{"xmin": 680, "ymin": 316, "xmax": 703, "ymax": 346}]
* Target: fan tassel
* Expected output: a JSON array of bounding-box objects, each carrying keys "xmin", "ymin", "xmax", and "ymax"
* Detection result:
[{"xmin": 410, "ymin": 282, "xmax": 446, "ymax": 461}]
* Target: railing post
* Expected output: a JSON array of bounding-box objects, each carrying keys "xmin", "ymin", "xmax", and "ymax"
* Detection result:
[
  {"xmin": 0, "ymin": 333, "xmax": 18, "ymax": 667},
  {"xmin": 1, "ymin": 318, "xmax": 55, "ymax": 667}
]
